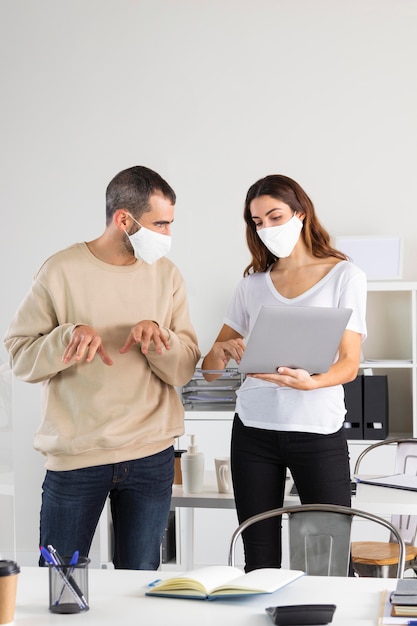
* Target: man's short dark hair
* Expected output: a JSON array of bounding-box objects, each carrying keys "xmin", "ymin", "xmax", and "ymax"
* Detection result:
[{"xmin": 105, "ymin": 166, "xmax": 176, "ymax": 225}]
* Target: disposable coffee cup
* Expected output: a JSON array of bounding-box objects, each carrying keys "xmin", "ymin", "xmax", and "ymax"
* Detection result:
[
  {"xmin": 0, "ymin": 560, "xmax": 20, "ymax": 626},
  {"xmin": 48, "ymin": 556, "xmax": 90, "ymax": 614},
  {"xmin": 174, "ymin": 449, "xmax": 186, "ymax": 485}
]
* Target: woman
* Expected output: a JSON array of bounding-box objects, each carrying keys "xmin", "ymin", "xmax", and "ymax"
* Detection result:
[{"xmin": 202, "ymin": 174, "xmax": 367, "ymax": 572}]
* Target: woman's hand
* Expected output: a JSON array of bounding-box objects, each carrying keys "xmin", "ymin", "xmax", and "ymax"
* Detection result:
[
  {"xmin": 249, "ymin": 367, "xmax": 318, "ymax": 390},
  {"xmin": 202, "ymin": 324, "xmax": 245, "ymax": 380},
  {"xmin": 209, "ymin": 338, "xmax": 246, "ymax": 367}
]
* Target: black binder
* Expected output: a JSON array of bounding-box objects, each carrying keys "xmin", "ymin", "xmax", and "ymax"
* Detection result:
[
  {"xmin": 343, "ymin": 376, "xmax": 363, "ymax": 439},
  {"xmin": 343, "ymin": 374, "xmax": 389, "ymax": 440},
  {"xmin": 363, "ymin": 375, "xmax": 388, "ymax": 440}
]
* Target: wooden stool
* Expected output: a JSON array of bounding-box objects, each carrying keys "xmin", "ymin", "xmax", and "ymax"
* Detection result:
[{"xmin": 352, "ymin": 541, "xmax": 417, "ymax": 577}]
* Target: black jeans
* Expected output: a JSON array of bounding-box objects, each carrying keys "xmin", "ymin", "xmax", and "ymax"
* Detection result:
[{"xmin": 231, "ymin": 414, "xmax": 351, "ymax": 572}]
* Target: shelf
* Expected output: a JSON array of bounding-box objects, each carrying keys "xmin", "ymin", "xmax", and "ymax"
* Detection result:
[
  {"xmin": 363, "ymin": 281, "xmax": 417, "ymax": 437},
  {"xmin": 361, "ymin": 360, "xmax": 413, "ymax": 369},
  {"xmin": 367, "ymin": 281, "xmax": 417, "ymax": 291}
]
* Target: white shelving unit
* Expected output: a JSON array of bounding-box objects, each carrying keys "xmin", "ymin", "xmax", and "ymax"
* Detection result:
[{"xmin": 361, "ymin": 281, "xmax": 417, "ymax": 437}]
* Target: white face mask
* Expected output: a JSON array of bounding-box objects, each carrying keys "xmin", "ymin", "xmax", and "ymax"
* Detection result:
[
  {"xmin": 126, "ymin": 215, "xmax": 171, "ymax": 264},
  {"xmin": 257, "ymin": 213, "xmax": 303, "ymax": 258}
]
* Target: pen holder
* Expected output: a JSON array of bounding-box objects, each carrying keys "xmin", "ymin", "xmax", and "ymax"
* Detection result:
[{"xmin": 48, "ymin": 556, "xmax": 90, "ymax": 614}]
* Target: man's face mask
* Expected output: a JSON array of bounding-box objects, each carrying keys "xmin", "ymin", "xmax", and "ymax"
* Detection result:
[{"xmin": 126, "ymin": 214, "xmax": 171, "ymax": 264}]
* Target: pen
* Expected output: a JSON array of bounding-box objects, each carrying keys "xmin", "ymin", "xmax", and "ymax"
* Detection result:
[
  {"xmin": 147, "ymin": 578, "xmax": 162, "ymax": 587},
  {"xmin": 56, "ymin": 551, "xmax": 79, "ymax": 605},
  {"xmin": 47, "ymin": 545, "xmax": 64, "ymax": 567},
  {"xmin": 40, "ymin": 546, "xmax": 87, "ymax": 610}
]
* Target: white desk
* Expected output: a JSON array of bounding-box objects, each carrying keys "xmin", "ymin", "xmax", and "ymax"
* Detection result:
[
  {"xmin": 15, "ymin": 566, "xmax": 395, "ymax": 625},
  {"xmin": 172, "ymin": 475, "xmax": 417, "ymax": 516},
  {"xmin": 355, "ymin": 478, "xmax": 417, "ymax": 514},
  {"xmin": 171, "ymin": 476, "xmax": 417, "ymax": 570}
]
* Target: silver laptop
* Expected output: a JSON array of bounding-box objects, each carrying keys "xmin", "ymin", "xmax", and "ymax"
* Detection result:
[{"xmin": 237, "ymin": 305, "xmax": 352, "ymax": 375}]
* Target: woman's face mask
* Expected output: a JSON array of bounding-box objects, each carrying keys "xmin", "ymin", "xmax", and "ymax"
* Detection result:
[
  {"xmin": 257, "ymin": 213, "xmax": 303, "ymax": 258},
  {"xmin": 126, "ymin": 215, "xmax": 171, "ymax": 264}
]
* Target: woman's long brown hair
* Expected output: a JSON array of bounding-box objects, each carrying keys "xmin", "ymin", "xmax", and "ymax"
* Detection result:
[{"xmin": 243, "ymin": 174, "xmax": 347, "ymax": 276}]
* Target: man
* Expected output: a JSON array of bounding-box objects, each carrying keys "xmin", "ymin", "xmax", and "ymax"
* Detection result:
[{"xmin": 4, "ymin": 166, "xmax": 200, "ymax": 569}]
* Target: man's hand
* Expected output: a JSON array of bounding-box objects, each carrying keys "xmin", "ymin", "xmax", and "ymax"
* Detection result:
[
  {"xmin": 119, "ymin": 320, "xmax": 170, "ymax": 356},
  {"xmin": 62, "ymin": 325, "xmax": 113, "ymax": 365}
]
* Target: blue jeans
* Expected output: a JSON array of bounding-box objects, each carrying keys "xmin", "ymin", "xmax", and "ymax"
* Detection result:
[
  {"xmin": 231, "ymin": 415, "xmax": 351, "ymax": 572},
  {"xmin": 39, "ymin": 446, "xmax": 174, "ymax": 570}
]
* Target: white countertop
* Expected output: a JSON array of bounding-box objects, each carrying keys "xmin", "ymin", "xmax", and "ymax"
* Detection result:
[{"xmin": 14, "ymin": 566, "xmax": 395, "ymax": 626}]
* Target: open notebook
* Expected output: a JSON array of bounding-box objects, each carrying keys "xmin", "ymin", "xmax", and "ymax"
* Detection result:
[{"xmin": 145, "ymin": 565, "xmax": 304, "ymax": 600}]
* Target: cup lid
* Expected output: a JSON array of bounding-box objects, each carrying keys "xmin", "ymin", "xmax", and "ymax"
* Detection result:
[{"xmin": 0, "ymin": 560, "xmax": 20, "ymax": 576}]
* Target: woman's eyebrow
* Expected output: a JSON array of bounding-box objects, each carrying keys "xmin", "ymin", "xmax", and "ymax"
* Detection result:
[{"xmin": 251, "ymin": 208, "xmax": 283, "ymax": 219}]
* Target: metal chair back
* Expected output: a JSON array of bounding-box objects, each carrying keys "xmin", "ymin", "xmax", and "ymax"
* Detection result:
[
  {"xmin": 354, "ymin": 438, "xmax": 417, "ymax": 546},
  {"xmin": 228, "ymin": 503, "xmax": 406, "ymax": 578}
]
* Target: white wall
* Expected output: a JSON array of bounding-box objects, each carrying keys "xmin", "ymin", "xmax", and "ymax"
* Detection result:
[{"xmin": 1, "ymin": 0, "xmax": 417, "ymax": 565}]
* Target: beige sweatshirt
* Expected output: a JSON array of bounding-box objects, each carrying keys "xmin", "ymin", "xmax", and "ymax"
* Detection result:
[{"xmin": 4, "ymin": 243, "xmax": 200, "ymax": 470}]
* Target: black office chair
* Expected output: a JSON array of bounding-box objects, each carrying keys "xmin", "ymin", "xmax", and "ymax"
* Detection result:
[{"xmin": 228, "ymin": 503, "xmax": 406, "ymax": 578}]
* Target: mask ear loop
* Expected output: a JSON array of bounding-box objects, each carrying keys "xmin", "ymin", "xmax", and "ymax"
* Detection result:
[{"xmin": 125, "ymin": 213, "xmax": 142, "ymax": 236}]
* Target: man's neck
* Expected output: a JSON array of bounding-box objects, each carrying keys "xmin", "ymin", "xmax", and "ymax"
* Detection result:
[{"xmin": 86, "ymin": 235, "xmax": 137, "ymax": 266}]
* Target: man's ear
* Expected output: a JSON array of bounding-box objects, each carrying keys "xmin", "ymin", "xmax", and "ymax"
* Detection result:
[{"xmin": 113, "ymin": 209, "xmax": 130, "ymax": 231}]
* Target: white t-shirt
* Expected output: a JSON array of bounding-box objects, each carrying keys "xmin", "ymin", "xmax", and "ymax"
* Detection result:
[{"xmin": 224, "ymin": 261, "xmax": 367, "ymax": 434}]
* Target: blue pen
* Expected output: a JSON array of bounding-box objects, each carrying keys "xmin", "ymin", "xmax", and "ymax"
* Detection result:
[
  {"xmin": 148, "ymin": 578, "xmax": 162, "ymax": 587},
  {"xmin": 70, "ymin": 551, "xmax": 79, "ymax": 566},
  {"xmin": 40, "ymin": 546, "xmax": 87, "ymax": 610}
]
